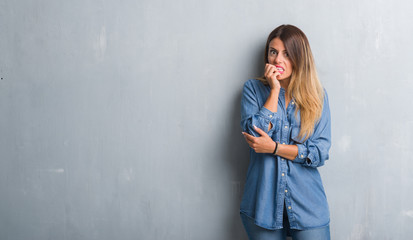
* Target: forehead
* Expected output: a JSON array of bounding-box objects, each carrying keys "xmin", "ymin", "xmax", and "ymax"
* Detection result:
[{"xmin": 269, "ymin": 38, "xmax": 285, "ymax": 50}]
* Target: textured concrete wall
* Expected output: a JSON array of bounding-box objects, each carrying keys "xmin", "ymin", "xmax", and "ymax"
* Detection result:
[{"xmin": 1, "ymin": 0, "xmax": 413, "ymax": 239}]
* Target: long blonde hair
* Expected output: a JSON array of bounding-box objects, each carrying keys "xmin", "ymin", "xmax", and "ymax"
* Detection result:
[{"xmin": 258, "ymin": 25, "xmax": 324, "ymax": 141}]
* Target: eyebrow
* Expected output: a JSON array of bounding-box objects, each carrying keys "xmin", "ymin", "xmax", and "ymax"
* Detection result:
[{"xmin": 269, "ymin": 47, "xmax": 287, "ymax": 52}]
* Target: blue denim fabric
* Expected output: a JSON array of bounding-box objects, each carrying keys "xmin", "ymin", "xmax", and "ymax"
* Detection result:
[
  {"xmin": 241, "ymin": 211, "xmax": 331, "ymax": 240},
  {"xmin": 240, "ymin": 79, "xmax": 331, "ymax": 230}
]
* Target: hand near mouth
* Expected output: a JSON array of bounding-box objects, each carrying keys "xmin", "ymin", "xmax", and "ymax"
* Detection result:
[{"xmin": 264, "ymin": 63, "xmax": 281, "ymax": 90}]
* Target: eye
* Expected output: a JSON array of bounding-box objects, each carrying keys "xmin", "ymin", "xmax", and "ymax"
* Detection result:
[
  {"xmin": 284, "ymin": 52, "xmax": 289, "ymax": 58},
  {"xmin": 269, "ymin": 50, "xmax": 277, "ymax": 55}
]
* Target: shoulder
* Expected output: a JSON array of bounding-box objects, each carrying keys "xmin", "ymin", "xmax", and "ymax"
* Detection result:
[
  {"xmin": 243, "ymin": 78, "xmax": 261, "ymax": 87},
  {"xmin": 322, "ymin": 87, "xmax": 330, "ymax": 106},
  {"xmin": 243, "ymin": 79, "xmax": 267, "ymax": 92},
  {"xmin": 320, "ymin": 87, "xmax": 331, "ymax": 117},
  {"xmin": 323, "ymin": 87, "xmax": 329, "ymax": 98}
]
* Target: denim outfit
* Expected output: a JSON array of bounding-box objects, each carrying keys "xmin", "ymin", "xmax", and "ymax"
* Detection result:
[
  {"xmin": 240, "ymin": 210, "xmax": 331, "ymax": 240},
  {"xmin": 240, "ymin": 79, "xmax": 332, "ymax": 233}
]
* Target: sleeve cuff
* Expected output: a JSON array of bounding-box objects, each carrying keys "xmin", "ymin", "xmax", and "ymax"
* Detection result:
[
  {"xmin": 304, "ymin": 152, "xmax": 321, "ymax": 167},
  {"xmin": 293, "ymin": 143, "xmax": 308, "ymax": 164},
  {"xmin": 293, "ymin": 145, "xmax": 321, "ymax": 167}
]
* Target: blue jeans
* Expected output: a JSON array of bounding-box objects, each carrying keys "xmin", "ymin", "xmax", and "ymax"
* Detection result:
[{"xmin": 240, "ymin": 204, "xmax": 330, "ymax": 240}]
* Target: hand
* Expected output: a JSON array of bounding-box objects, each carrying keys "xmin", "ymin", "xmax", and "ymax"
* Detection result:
[
  {"xmin": 264, "ymin": 64, "xmax": 281, "ymax": 90},
  {"xmin": 242, "ymin": 125, "xmax": 276, "ymax": 153}
]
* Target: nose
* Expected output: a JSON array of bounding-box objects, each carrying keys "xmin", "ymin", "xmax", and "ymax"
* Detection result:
[{"xmin": 275, "ymin": 54, "xmax": 284, "ymax": 64}]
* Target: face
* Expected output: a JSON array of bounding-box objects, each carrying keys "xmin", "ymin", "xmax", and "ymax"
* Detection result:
[{"xmin": 267, "ymin": 38, "xmax": 293, "ymax": 80}]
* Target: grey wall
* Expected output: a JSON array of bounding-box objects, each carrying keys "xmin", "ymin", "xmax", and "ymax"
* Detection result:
[{"xmin": 1, "ymin": 0, "xmax": 413, "ymax": 239}]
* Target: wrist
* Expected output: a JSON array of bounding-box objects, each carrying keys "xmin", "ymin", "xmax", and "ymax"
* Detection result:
[
  {"xmin": 272, "ymin": 141, "xmax": 279, "ymax": 155},
  {"xmin": 269, "ymin": 87, "xmax": 280, "ymax": 94}
]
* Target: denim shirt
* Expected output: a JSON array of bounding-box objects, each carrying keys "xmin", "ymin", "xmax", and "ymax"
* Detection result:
[{"xmin": 240, "ymin": 79, "xmax": 331, "ymax": 230}]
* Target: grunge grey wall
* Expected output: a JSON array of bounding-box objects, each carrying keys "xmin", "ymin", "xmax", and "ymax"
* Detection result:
[{"xmin": 1, "ymin": 0, "xmax": 413, "ymax": 239}]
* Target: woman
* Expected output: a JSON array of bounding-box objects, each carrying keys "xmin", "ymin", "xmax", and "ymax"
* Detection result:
[{"xmin": 240, "ymin": 24, "xmax": 332, "ymax": 240}]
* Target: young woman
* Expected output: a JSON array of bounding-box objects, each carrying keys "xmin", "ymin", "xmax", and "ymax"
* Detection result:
[{"xmin": 240, "ymin": 25, "xmax": 332, "ymax": 240}]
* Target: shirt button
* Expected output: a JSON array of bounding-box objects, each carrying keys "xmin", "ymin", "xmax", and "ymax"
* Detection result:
[
  {"xmin": 282, "ymin": 142, "xmax": 285, "ymax": 144},
  {"xmin": 284, "ymin": 126, "xmax": 288, "ymax": 129},
  {"xmin": 269, "ymin": 114, "xmax": 272, "ymax": 118},
  {"xmin": 300, "ymin": 154, "xmax": 304, "ymax": 158},
  {"xmin": 282, "ymin": 173, "xmax": 285, "ymax": 176},
  {"xmin": 292, "ymin": 102, "xmax": 295, "ymax": 105},
  {"xmin": 285, "ymin": 189, "xmax": 288, "ymax": 193},
  {"xmin": 288, "ymin": 206, "xmax": 292, "ymax": 210}
]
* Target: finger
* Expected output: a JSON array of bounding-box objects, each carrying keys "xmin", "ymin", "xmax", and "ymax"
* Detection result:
[
  {"xmin": 246, "ymin": 142, "xmax": 256, "ymax": 150},
  {"xmin": 264, "ymin": 64, "xmax": 272, "ymax": 77},
  {"xmin": 265, "ymin": 64, "xmax": 276, "ymax": 78},
  {"xmin": 268, "ymin": 72, "xmax": 280, "ymax": 84},
  {"xmin": 242, "ymin": 132, "xmax": 256, "ymax": 142},
  {"xmin": 253, "ymin": 126, "xmax": 268, "ymax": 136},
  {"xmin": 244, "ymin": 134, "xmax": 255, "ymax": 142},
  {"xmin": 242, "ymin": 135, "xmax": 254, "ymax": 147},
  {"xmin": 269, "ymin": 69, "xmax": 281, "ymax": 81},
  {"xmin": 244, "ymin": 138, "xmax": 254, "ymax": 146},
  {"xmin": 268, "ymin": 67, "xmax": 280, "ymax": 78}
]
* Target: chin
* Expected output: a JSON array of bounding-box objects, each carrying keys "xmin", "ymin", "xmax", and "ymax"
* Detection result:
[{"xmin": 277, "ymin": 75, "xmax": 291, "ymax": 81}]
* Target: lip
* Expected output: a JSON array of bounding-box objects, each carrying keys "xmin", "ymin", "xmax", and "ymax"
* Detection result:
[{"xmin": 275, "ymin": 65, "xmax": 285, "ymax": 73}]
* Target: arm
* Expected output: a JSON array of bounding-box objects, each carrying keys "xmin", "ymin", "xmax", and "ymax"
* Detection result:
[
  {"xmin": 263, "ymin": 90, "xmax": 280, "ymax": 131},
  {"xmin": 240, "ymin": 80, "xmax": 279, "ymax": 137},
  {"xmin": 276, "ymin": 143, "xmax": 298, "ymax": 160},
  {"xmin": 242, "ymin": 126, "xmax": 299, "ymax": 160},
  {"xmin": 242, "ymin": 90, "xmax": 332, "ymax": 167},
  {"xmin": 291, "ymin": 91, "xmax": 331, "ymax": 168}
]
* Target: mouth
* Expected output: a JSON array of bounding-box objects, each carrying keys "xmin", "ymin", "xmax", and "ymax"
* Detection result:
[{"xmin": 275, "ymin": 65, "xmax": 285, "ymax": 73}]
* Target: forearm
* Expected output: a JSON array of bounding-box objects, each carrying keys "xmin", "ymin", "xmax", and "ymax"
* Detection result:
[
  {"xmin": 263, "ymin": 89, "xmax": 279, "ymax": 113},
  {"xmin": 275, "ymin": 143, "xmax": 298, "ymax": 161},
  {"xmin": 263, "ymin": 89, "xmax": 279, "ymax": 131}
]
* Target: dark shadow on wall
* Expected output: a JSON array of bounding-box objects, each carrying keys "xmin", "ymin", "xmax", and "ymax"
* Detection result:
[{"xmin": 220, "ymin": 42, "xmax": 266, "ymax": 240}]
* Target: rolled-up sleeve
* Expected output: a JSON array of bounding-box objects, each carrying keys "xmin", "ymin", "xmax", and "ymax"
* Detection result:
[
  {"xmin": 293, "ymin": 91, "xmax": 331, "ymax": 168},
  {"xmin": 240, "ymin": 80, "xmax": 279, "ymax": 137}
]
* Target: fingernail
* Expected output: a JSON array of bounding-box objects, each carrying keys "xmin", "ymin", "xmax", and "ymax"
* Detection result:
[{"xmin": 253, "ymin": 125, "xmax": 257, "ymax": 129}]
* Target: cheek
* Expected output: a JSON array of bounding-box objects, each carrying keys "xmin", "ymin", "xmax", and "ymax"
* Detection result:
[
  {"xmin": 286, "ymin": 62, "xmax": 292, "ymax": 72},
  {"xmin": 286, "ymin": 64, "xmax": 293, "ymax": 76}
]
